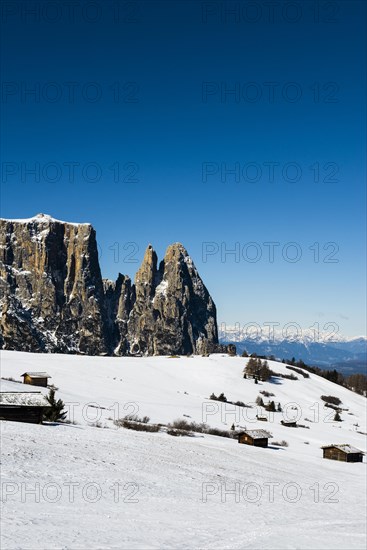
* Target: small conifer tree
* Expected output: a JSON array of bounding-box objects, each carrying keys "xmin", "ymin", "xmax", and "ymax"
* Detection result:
[{"xmin": 44, "ymin": 389, "xmax": 67, "ymax": 422}]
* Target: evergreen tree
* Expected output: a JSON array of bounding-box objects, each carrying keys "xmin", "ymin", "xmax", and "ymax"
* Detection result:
[
  {"xmin": 346, "ymin": 374, "xmax": 367, "ymax": 395},
  {"xmin": 246, "ymin": 357, "xmax": 258, "ymax": 376},
  {"xmin": 44, "ymin": 389, "xmax": 67, "ymax": 422},
  {"xmin": 228, "ymin": 344, "xmax": 237, "ymax": 356},
  {"xmin": 259, "ymin": 360, "xmax": 271, "ymax": 381},
  {"xmin": 334, "ymin": 411, "xmax": 342, "ymax": 422},
  {"xmin": 277, "ymin": 402, "xmax": 282, "ymax": 412}
]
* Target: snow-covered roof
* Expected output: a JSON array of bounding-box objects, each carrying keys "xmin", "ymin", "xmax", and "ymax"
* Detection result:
[
  {"xmin": 21, "ymin": 372, "xmax": 51, "ymax": 378},
  {"xmin": 239, "ymin": 429, "xmax": 272, "ymax": 439},
  {"xmin": 321, "ymin": 444, "xmax": 364, "ymax": 454},
  {"xmin": 0, "ymin": 392, "xmax": 50, "ymax": 407}
]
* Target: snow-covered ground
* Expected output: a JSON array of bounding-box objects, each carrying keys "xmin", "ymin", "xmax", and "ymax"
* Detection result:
[{"xmin": 1, "ymin": 351, "xmax": 366, "ymax": 549}]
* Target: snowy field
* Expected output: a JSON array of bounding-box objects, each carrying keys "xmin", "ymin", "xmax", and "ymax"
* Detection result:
[{"xmin": 1, "ymin": 351, "xmax": 366, "ymax": 549}]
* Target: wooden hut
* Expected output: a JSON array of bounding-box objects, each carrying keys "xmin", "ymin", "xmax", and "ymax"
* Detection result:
[
  {"xmin": 238, "ymin": 429, "xmax": 271, "ymax": 447},
  {"xmin": 281, "ymin": 420, "xmax": 298, "ymax": 428},
  {"xmin": 0, "ymin": 392, "xmax": 50, "ymax": 424},
  {"xmin": 321, "ymin": 444, "xmax": 364, "ymax": 463},
  {"xmin": 21, "ymin": 372, "xmax": 51, "ymax": 387}
]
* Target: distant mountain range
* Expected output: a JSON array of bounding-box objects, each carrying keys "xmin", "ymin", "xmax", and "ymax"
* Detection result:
[{"xmin": 219, "ymin": 326, "xmax": 367, "ymax": 375}]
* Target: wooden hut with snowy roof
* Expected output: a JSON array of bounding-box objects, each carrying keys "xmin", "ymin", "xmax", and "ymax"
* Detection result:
[
  {"xmin": 0, "ymin": 392, "xmax": 50, "ymax": 424},
  {"xmin": 238, "ymin": 429, "xmax": 272, "ymax": 447},
  {"xmin": 321, "ymin": 444, "xmax": 364, "ymax": 463},
  {"xmin": 21, "ymin": 372, "xmax": 51, "ymax": 387}
]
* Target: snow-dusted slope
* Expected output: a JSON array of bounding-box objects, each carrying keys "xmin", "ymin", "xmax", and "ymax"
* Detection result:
[{"xmin": 1, "ymin": 351, "xmax": 366, "ymax": 549}]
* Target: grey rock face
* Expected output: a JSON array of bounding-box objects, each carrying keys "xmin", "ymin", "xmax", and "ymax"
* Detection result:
[
  {"xmin": 0, "ymin": 214, "xmax": 108, "ymax": 355},
  {"xmin": 126, "ymin": 243, "xmax": 218, "ymax": 355},
  {"xmin": 104, "ymin": 274, "xmax": 135, "ymax": 355},
  {"xmin": 0, "ymin": 214, "xmax": 218, "ymax": 356}
]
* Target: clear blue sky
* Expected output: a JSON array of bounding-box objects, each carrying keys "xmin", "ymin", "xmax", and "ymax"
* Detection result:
[{"xmin": 1, "ymin": 0, "xmax": 366, "ymax": 337}]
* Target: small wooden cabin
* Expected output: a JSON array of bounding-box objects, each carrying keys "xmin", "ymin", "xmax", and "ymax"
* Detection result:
[
  {"xmin": 321, "ymin": 444, "xmax": 364, "ymax": 463},
  {"xmin": 0, "ymin": 392, "xmax": 50, "ymax": 424},
  {"xmin": 238, "ymin": 429, "xmax": 271, "ymax": 447},
  {"xmin": 21, "ymin": 372, "xmax": 51, "ymax": 387},
  {"xmin": 256, "ymin": 415, "xmax": 268, "ymax": 422},
  {"xmin": 281, "ymin": 420, "xmax": 298, "ymax": 428}
]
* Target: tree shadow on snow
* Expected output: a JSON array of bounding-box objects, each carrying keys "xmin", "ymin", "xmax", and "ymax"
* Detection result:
[
  {"xmin": 267, "ymin": 377, "xmax": 283, "ymax": 385},
  {"xmin": 43, "ymin": 421, "xmax": 83, "ymax": 429}
]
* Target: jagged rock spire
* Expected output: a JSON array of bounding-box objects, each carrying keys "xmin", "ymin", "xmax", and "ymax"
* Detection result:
[{"xmin": 0, "ymin": 216, "xmax": 218, "ymax": 356}]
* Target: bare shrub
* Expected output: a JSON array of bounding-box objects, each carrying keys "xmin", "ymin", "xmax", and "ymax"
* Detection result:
[
  {"xmin": 321, "ymin": 395, "xmax": 342, "ymax": 406},
  {"xmin": 167, "ymin": 428, "xmax": 192, "ymax": 436},
  {"xmin": 286, "ymin": 366, "xmax": 310, "ymax": 378},
  {"xmin": 116, "ymin": 420, "xmax": 160, "ymax": 432},
  {"xmin": 167, "ymin": 419, "xmax": 232, "ymax": 439},
  {"xmin": 272, "ymin": 440, "xmax": 289, "ymax": 447},
  {"xmin": 130, "ymin": 423, "xmax": 160, "ymax": 432},
  {"xmin": 168, "ymin": 419, "xmax": 193, "ymax": 430},
  {"xmin": 114, "ymin": 414, "xmax": 158, "ymax": 432},
  {"xmin": 210, "ymin": 392, "xmax": 227, "ymax": 402},
  {"xmin": 280, "ymin": 373, "xmax": 298, "ymax": 380},
  {"xmin": 169, "ymin": 419, "xmax": 208, "ymax": 432},
  {"xmin": 269, "ymin": 370, "xmax": 298, "ymax": 380},
  {"xmin": 121, "ymin": 414, "xmax": 150, "ymax": 423},
  {"xmin": 206, "ymin": 427, "xmax": 232, "ymax": 438}
]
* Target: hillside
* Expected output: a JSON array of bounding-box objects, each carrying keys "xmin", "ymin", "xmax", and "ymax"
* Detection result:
[{"xmin": 1, "ymin": 351, "xmax": 366, "ymax": 549}]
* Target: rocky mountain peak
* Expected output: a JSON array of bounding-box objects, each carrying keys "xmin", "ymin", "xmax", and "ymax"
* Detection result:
[
  {"xmin": 33, "ymin": 213, "xmax": 51, "ymax": 221},
  {"xmin": 135, "ymin": 245, "xmax": 158, "ymax": 286},
  {"xmin": 0, "ymin": 215, "xmax": 219, "ymax": 356}
]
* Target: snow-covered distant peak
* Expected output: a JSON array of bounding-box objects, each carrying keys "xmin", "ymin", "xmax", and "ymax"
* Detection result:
[
  {"xmin": 0, "ymin": 213, "xmax": 91, "ymax": 226},
  {"xmin": 218, "ymin": 323, "xmax": 366, "ymax": 345}
]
